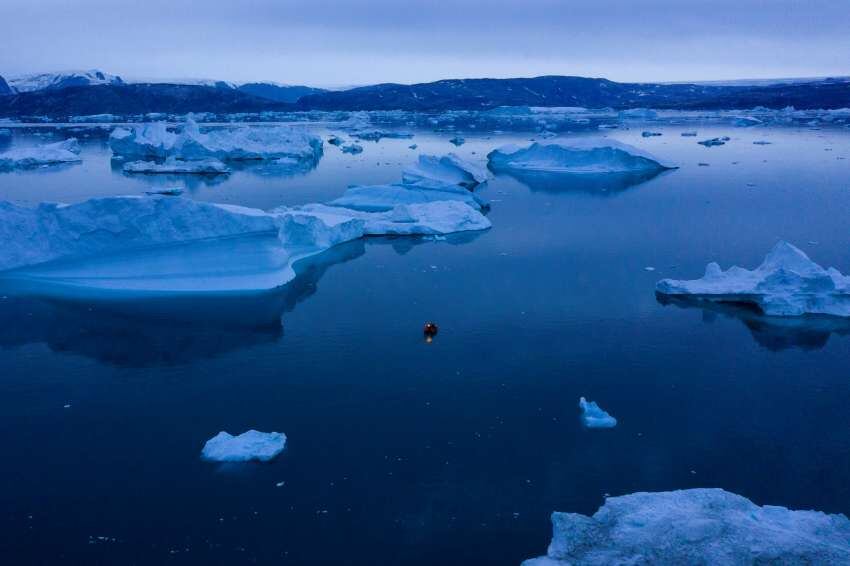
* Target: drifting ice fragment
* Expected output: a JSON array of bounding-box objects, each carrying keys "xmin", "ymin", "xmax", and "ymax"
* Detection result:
[
  {"xmin": 656, "ymin": 241, "xmax": 850, "ymax": 317},
  {"xmin": 402, "ymin": 153, "xmax": 488, "ymax": 189},
  {"xmin": 522, "ymin": 488, "xmax": 850, "ymax": 565},
  {"xmin": 110, "ymin": 118, "xmax": 323, "ymax": 163},
  {"xmin": 341, "ymin": 143, "xmax": 363, "ymax": 154},
  {"xmin": 201, "ymin": 430, "xmax": 287, "ymax": 462},
  {"xmin": 487, "ymin": 139, "xmax": 675, "ymax": 174},
  {"xmin": 0, "ymin": 138, "xmax": 82, "ymax": 170},
  {"xmin": 681, "ymin": 131, "xmax": 698, "ymax": 137},
  {"xmin": 753, "ymin": 140, "xmax": 772, "ymax": 145},
  {"xmin": 733, "ymin": 116, "xmax": 762, "ymax": 127},
  {"xmin": 329, "ymin": 183, "xmax": 486, "ymax": 212},
  {"xmin": 641, "ymin": 131, "xmax": 662, "ymax": 137},
  {"xmin": 698, "ymin": 137, "xmax": 730, "ymax": 147},
  {"xmin": 123, "ymin": 158, "xmax": 231, "ymax": 175},
  {"xmin": 449, "ymin": 136, "xmax": 465, "ymax": 146},
  {"xmin": 579, "ymin": 397, "xmax": 617, "ymax": 428}
]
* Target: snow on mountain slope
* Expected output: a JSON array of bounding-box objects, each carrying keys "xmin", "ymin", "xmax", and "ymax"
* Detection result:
[{"xmin": 7, "ymin": 70, "xmax": 124, "ymax": 93}]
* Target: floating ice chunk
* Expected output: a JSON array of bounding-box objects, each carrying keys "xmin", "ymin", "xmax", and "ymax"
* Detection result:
[
  {"xmin": 449, "ymin": 136, "xmax": 465, "ymax": 146},
  {"xmin": 733, "ymin": 116, "xmax": 762, "ymax": 127},
  {"xmin": 341, "ymin": 143, "xmax": 363, "ymax": 154},
  {"xmin": 327, "ymin": 136, "xmax": 344, "ymax": 146},
  {"xmin": 578, "ymin": 397, "xmax": 617, "ymax": 428},
  {"xmin": 288, "ymin": 201, "xmax": 491, "ymax": 236},
  {"xmin": 698, "ymin": 137, "xmax": 729, "ymax": 147},
  {"xmin": 641, "ymin": 131, "xmax": 662, "ymax": 137},
  {"xmin": 402, "ymin": 153, "xmax": 488, "ymax": 189},
  {"xmin": 487, "ymin": 139, "xmax": 675, "ymax": 174},
  {"xmin": 0, "ymin": 138, "xmax": 82, "ymax": 170},
  {"xmin": 753, "ymin": 140, "xmax": 773, "ymax": 145},
  {"xmin": 109, "ymin": 122, "xmax": 177, "ymax": 160},
  {"xmin": 351, "ymin": 130, "xmax": 413, "ymax": 142},
  {"xmin": 144, "ymin": 187, "xmax": 184, "ymax": 196},
  {"xmin": 680, "ymin": 131, "xmax": 698, "ymax": 137},
  {"xmin": 123, "ymin": 158, "xmax": 231, "ymax": 175},
  {"xmin": 522, "ymin": 488, "xmax": 850, "ymax": 565},
  {"xmin": 618, "ymin": 108, "xmax": 657, "ymax": 119},
  {"xmin": 329, "ymin": 182, "xmax": 486, "ymax": 213},
  {"xmin": 110, "ymin": 118, "xmax": 323, "ymax": 163},
  {"xmin": 69, "ymin": 114, "xmax": 120, "ymax": 123},
  {"xmin": 201, "ymin": 430, "xmax": 287, "ymax": 462},
  {"xmin": 0, "ymin": 196, "xmax": 278, "ymax": 273},
  {"xmin": 656, "ymin": 241, "xmax": 850, "ymax": 317}
]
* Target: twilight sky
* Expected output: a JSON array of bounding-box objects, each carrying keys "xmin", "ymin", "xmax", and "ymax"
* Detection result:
[{"xmin": 1, "ymin": 0, "xmax": 848, "ymax": 87}]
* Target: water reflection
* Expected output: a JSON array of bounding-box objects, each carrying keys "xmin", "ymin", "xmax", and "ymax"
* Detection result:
[
  {"xmin": 656, "ymin": 294, "xmax": 850, "ymax": 351},
  {"xmin": 0, "ymin": 239, "xmax": 365, "ymax": 367},
  {"xmin": 489, "ymin": 168, "xmax": 668, "ymax": 195}
]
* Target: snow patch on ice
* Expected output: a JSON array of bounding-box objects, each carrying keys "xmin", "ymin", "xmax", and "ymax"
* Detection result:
[{"xmin": 402, "ymin": 153, "xmax": 488, "ymax": 189}]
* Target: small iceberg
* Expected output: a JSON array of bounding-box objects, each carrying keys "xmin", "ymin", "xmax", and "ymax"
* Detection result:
[
  {"xmin": 110, "ymin": 118, "xmax": 323, "ymax": 164},
  {"xmin": 201, "ymin": 430, "xmax": 287, "ymax": 462},
  {"xmin": 578, "ymin": 397, "xmax": 617, "ymax": 428},
  {"xmin": 123, "ymin": 158, "xmax": 231, "ymax": 175},
  {"xmin": 655, "ymin": 241, "xmax": 850, "ymax": 317},
  {"xmin": 733, "ymin": 116, "xmax": 762, "ymax": 127},
  {"xmin": 522, "ymin": 488, "xmax": 850, "ymax": 565},
  {"xmin": 402, "ymin": 153, "xmax": 488, "ymax": 189},
  {"xmin": 681, "ymin": 131, "xmax": 698, "ymax": 137},
  {"xmin": 641, "ymin": 131, "xmax": 662, "ymax": 137},
  {"xmin": 698, "ymin": 137, "xmax": 730, "ymax": 147},
  {"xmin": 329, "ymin": 182, "xmax": 486, "ymax": 213},
  {"xmin": 487, "ymin": 138, "xmax": 675, "ymax": 175},
  {"xmin": 753, "ymin": 140, "xmax": 773, "ymax": 145},
  {"xmin": 341, "ymin": 143, "xmax": 363, "ymax": 154},
  {"xmin": 0, "ymin": 138, "xmax": 82, "ymax": 171},
  {"xmin": 449, "ymin": 136, "xmax": 465, "ymax": 146},
  {"xmin": 351, "ymin": 130, "xmax": 413, "ymax": 142}
]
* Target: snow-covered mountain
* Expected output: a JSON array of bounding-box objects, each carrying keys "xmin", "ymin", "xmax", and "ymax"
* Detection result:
[
  {"xmin": 131, "ymin": 77, "xmax": 325, "ymax": 102},
  {"xmin": 0, "ymin": 75, "xmax": 11, "ymax": 96},
  {"xmin": 7, "ymin": 70, "xmax": 124, "ymax": 93}
]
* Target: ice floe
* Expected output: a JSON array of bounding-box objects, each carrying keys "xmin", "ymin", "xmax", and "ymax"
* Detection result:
[
  {"xmin": 655, "ymin": 241, "xmax": 850, "ymax": 317},
  {"xmin": 522, "ymin": 488, "xmax": 850, "ymax": 565},
  {"xmin": 341, "ymin": 143, "xmax": 363, "ymax": 154},
  {"xmin": 487, "ymin": 138, "xmax": 675, "ymax": 174},
  {"xmin": 110, "ymin": 118, "xmax": 323, "ymax": 163},
  {"xmin": 0, "ymin": 138, "xmax": 82, "ymax": 171},
  {"xmin": 201, "ymin": 430, "xmax": 287, "ymax": 462},
  {"xmin": 123, "ymin": 158, "xmax": 231, "ymax": 175},
  {"xmin": 698, "ymin": 137, "xmax": 730, "ymax": 147},
  {"xmin": 578, "ymin": 397, "xmax": 617, "ymax": 428},
  {"xmin": 402, "ymin": 153, "xmax": 488, "ymax": 189},
  {"xmin": 0, "ymin": 152, "xmax": 490, "ymax": 295}
]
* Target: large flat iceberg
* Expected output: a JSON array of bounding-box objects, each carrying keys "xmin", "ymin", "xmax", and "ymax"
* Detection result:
[
  {"xmin": 656, "ymin": 241, "xmax": 850, "ymax": 317},
  {"xmin": 0, "ymin": 139, "xmax": 82, "ymax": 171},
  {"xmin": 123, "ymin": 158, "xmax": 231, "ymax": 175},
  {"xmin": 578, "ymin": 397, "xmax": 617, "ymax": 428},
  {"xmin": 201, "ymin": 430, "xmax": 287, "ymax": 462},
  {"xmin": 523, "ymin": 488, "xmax": 850, "ymax": 565},
  {"xmin": 487, "ymin": 138, "xmax": 675, "ymax": 174},
  {"xmin": 0, "ymin": 153, "xmax": 490, "ymax": 296},
  {"xmin": 110, "ymin": 118, "xmax": 323, "ymax": 163}
]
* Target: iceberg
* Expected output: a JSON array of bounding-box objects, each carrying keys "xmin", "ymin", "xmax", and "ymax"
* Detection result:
[
  {"xmin": 110, "ymin": 118, "xmax": 323, "ymax": 163},
  {"xmin": 341, "ymin": 143, "xmax": 363, "ymax": 154},
  {"xmin": 698, "ymin": 137, "xmax": 730, "ymax": 147},
  {"xmin": 0, "ymin": 154, "xmax": 490, "ymax": 295},
  {"xmin": 351, "ymin": 130, "xmax": 414, "ymax": 142},
  {"xmin": 578, "ymin": 397, "xmax": 617, "ymax": 428},
  {"xmin": 641, "ymin": 131, "xmax": 662, "ymax": 137},
  {"xmin": 655, "ymin": 241, "xmax": 850, "ymax": 317},
  {"xmin": 733, "ymin": 116, "xmax": 762, "ymax": 127},
  {"xmin": 523, "ymin": 488, "xmax": 850, "ymax": 565},
  {"xmin": 123, "ymin": 158, "xmax": 231, "ymax": 175},
  {"xmin": 449, "ymin": 136, "xmax": 465, "ymax": 146},
  {"xmin": 681, "ymin": 131, "xmax": 698, "ymax": 137},
  {"xmin": 487, "ymin": 139, "xmax": 675, "ymax": 174},
  {"xmin": 0, "ymin": 138, "xmax": 82, "ymax": 171},
  {"xmin": 201, "ymin": 430, "xmax": 286, "ymax": 462},
  {"xmin": 402, "ymin": 153, "xmax": 488, "ymax": 189},
  {"xmin": 328, "ymin": 182, "xmax": 486, "ymax": 213}
]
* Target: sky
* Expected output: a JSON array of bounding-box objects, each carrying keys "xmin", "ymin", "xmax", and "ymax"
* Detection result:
[{"xmin": 1, "ymin": 0, "xmax": 848, "ymax": 87}]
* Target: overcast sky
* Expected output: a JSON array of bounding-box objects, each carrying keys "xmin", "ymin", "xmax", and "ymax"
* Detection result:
[{"xmin": 1, "ymin": 0, "xmax": 848, "ymax": 87}]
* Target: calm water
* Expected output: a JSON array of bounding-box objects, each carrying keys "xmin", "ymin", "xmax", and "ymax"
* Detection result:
[{"xmin": 1, "ymin": 122, "xmax": 850, "ymax": 565}]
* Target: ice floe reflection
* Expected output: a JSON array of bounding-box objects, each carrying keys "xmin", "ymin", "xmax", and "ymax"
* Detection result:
[
  {"xmin": 656, "ymin": 294, "xmax": 850, "ymax": 351},
  {"xmin": 0, "ymin": 239, "xmax": 365, "ymax": 366},
  {"xmin": 489, "ymin": 167, "xmax": 670, "ymax": 195}
]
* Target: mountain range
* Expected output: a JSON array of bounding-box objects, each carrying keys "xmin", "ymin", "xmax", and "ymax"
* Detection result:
[{"xmin": 0, "ymin": 70, "xmax": 848, "ymax": 117}]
